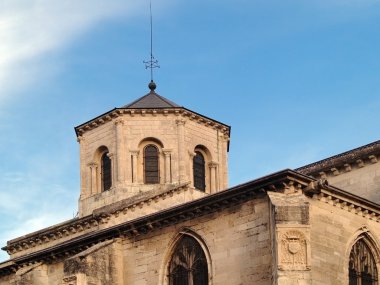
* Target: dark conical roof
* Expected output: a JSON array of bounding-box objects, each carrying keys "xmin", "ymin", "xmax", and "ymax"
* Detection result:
[{"xmin": 123, "ymin": 91, "xmax": 180, "ymax": 109}]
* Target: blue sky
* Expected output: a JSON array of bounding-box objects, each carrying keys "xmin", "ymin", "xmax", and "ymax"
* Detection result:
[{"xmin": 1, "ymin": 0, "xmax": 380, "ymax": 261}]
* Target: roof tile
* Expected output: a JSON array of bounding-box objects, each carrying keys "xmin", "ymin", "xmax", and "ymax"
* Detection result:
[{"xmin": 123, "ymin": 92, "xmax": 180, "ymax": 109}]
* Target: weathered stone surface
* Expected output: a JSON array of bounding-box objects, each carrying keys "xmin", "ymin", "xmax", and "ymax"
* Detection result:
[{"xmin": 2, "ymin": 92, "xmax": 380, "ymax": 285}]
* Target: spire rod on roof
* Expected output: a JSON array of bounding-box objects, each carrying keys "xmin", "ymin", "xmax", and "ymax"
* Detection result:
[{"xmin": 143, "ymin": 1, "xmax": 160, "ymax": 91}]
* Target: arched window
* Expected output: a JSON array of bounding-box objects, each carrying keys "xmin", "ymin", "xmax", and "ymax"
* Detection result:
[
  {"xmin": 193, "ymin": 151, "xmax": 205, "ymax": 191},
  {"xmin": 168, "ymin": 236, "xmax": 208, "ymax": 285},
  {"xmin": 101, "ymin": 151, "xmax": 112, "ymax": 191},
  {"xmin": 144, "ymin": 144, "xmax": 159, "ymax": 184},
  {"xmin": 349, "ymin": 238, "xmax": 378, "ymax": 285}
]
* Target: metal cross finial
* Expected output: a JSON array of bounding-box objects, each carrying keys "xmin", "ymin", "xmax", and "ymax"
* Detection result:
[{"xmin": 143, "ymin": 1, "xmax": 160, "ymax": 82}]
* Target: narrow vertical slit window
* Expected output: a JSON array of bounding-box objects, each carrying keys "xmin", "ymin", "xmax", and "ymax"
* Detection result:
[
  {"xmin": 169, "ymin": 236, "xmax": 208, "ymax": 285},
  {"xmin": 144, "ymin": 145, "xmax": 159, "ymax": 184},
  {"xmin": 349, "ymin": 238, "xmax": 378, "ymax": 285},
  {"xmin": 101, "ymin": 152, "xmax": 112, "ymax": 191},
  {"xmin": 193, "ymin": 151, "xmax": 205, "ymax": 191}
]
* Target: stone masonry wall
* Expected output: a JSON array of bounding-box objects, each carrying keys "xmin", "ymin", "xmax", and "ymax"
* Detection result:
[
  {"xmin": 123, "ymin": 198, "xmax": 271, "ymax": 285},
  {"xmin": 309, "ymin": 196, "xmax": 380, "ymax": 285},
  {"xmin": 326, "ymin": 162, "xmax": 380, "ymax": 203},
  {"xmin": 79, "ymin": 112, "xmax": 229, "ymax": 217},
  {"xmin": 0, "ymin": 197, "xmax": 271, "ymax": 285}
]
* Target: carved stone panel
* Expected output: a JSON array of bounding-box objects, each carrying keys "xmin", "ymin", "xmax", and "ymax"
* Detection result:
[{"xmin": 277, "ymin": 227, "xmax": 310, "ymax": 271}]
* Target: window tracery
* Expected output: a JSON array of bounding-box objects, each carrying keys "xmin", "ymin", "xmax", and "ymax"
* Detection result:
[
  {"xmin": 349, "ymin": 238, "xmax": 378, "ymax": 285},
  {"xmin": 168, "ymin": 236, "xmax": 208, "ymax": 285}
]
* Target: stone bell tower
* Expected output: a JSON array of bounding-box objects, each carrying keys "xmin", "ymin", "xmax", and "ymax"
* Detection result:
[{"xmin": 75, "ymin": 81, "xmax": 230, "ymax": 217}]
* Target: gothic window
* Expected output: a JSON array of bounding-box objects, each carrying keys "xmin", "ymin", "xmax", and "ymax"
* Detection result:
[
  {"xmin": 349, "ymin": 238, "xmax": 378, "ymax": 285},
  {"xmin": 168, "ymin": 236, "xmax": 208, "ymax": 285},
  {"xmin": 101, "ymin": 151, "xmax": 112, "ymax": 191},
  {"xmin": 193, "ymin": 151, "xmax": 205, "ymax": 191},
  {"xmin": 144, "ymin": 144, "xmax": 159, "ymax": 184}
]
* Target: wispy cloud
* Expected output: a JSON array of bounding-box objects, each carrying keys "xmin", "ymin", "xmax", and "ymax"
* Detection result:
[
  {"xmin": 0, "ymin": 0, "xmax": 150, "ymax": 103},
  {"xmin": 0, "ymin": 141, "xmax": 82, "ymax": 258},
  {"xmin": 0, "ymin": 0, "xmax": 164, "ymax": 261}
]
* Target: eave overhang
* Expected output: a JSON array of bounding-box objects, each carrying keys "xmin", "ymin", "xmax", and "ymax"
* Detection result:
[
  {"xmin": 74, "ymin": 106, "xmax": 231, "ymax": 150},
  {"xmin": 296, "ymin": 140, "xmax": 380, "ymax": 177},
  {"xmin": 0, "ymin": 169, "xmax": 312, "ymax": 275}
]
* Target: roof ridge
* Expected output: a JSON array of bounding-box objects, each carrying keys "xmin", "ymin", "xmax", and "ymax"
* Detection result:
[
  {"xmin": 154, "ymin": 93, "xmax": 180, "ymax": 107},
  {"xmin": 296, "ymin": 139, "xmax": 380, "ymax": 173},
  {"xmin": 123, "ymin": 92, "xmax": 180, "ymax": 109},
  {"xmin": 123, "ymin": 93, "xmax": 152, "ymax": 108}
]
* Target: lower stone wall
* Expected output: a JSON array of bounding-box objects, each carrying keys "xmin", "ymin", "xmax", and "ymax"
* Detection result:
[
  {"xmin": 309, "ymin": 197, "xmax": 380, "ymax": 285},
  {"xmin": 0, "ymin": 197, "xmax": 272, "ymax": 285},
  {"xmin": 123, "ymin": 197, "xmax": 271, "ymax": 285}
]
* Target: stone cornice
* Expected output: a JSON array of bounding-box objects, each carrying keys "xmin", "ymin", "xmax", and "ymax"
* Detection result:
[
  {"xmin": 3, "ymin": 215, "xmax": 102, "ymax": 257},
  {"xmin": 3, "ymin": 183, "xmax": 192, "ymax": 257},
  {"xmin": 4, "ymin": 170, "xmax": 378, "ymax": 276},
  {"xmin": 296, "ymin": 140, "xmax": 380, "ymax": 179},
  {"xmin": 0, "ymin": 170, "xmax": 313, "ymax": 275},
  {"xmin": 74, "ymin": 107, "xmax": 231, "ymax": 138},
  {"xmin": 302, "ymin": 177, "xmax": 380, "ymax": 222},
  {"xmin": 310, "ymin": 185, "xmax": 380, "ymax": 222}
]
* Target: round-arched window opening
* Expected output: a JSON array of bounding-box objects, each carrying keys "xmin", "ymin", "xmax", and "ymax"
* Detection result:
[
  {"xmin": 144, "ymin": 144, "xmax": 159, "ymax": 184},
  {"xmin": 193, "ymin": 151, "xmax": 206, "ymax": 191},
  {"xmin": 101, "ymin": 152, "xmax": 112, "ymax": 191}
]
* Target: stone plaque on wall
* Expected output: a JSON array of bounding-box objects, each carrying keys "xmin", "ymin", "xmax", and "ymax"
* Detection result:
[{"xmin": 277, "ymin": 227, "xmax": 311, "ymax": 271}]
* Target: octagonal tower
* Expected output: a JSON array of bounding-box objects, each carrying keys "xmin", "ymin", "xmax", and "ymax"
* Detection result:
[{"xmin": 75, "ymin": 82, "xmax": 230, "ymax": 216}]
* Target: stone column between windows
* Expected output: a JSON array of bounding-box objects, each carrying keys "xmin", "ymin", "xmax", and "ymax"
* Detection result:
[
  {"xmin": 107, "ymin": 152, "xmax": 115, "ymax": 189},
  {"xmin": 87, "ymin": 162, "xmax": 98, "ymax": 195},
  {"xmin": 221, "ymin": 133, "xmax": 229, "ymax": 189},
  {"xmin": 217, "ymin": 130, "xmax": 224, "ymax": 189},
  {"xmin": 176, "ymin": 119, "xmax": 186, "ymax": 183},
  {"xmin": 163, "ymin": 149, "xmax": 172, "ymax": 184},
  {"xmin": 114, "ymin": 118, "xmax": 125, "ymax": 186},
  {"xmin": 77, "ymin": 135, "xmax": 86, "ymax": 198},
  {"xmin": 130, "ymin": 150, "xmax": 139, "ymax": 184},
  {"xmin": 189, "ymin": 151, "xmax": 196, "ymax": 188},
  {"xmin": 208, "ymin": 161, "xmax": 218, "ymax": 193}
]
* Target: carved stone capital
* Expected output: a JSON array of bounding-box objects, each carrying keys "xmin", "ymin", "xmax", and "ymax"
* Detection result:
[
  {"xmin": 130, "ymin": 150, "xmax": 139, "ymax": 156},
  {"xmin": 208, "ymin": 161, "xmax": 218, "ymax": 168},
  {"xmin": 176, "ymin": 119, "xmax": 186, "ymax": 126},
  {"xmin": 188, "ymin": 151, "xmax": 196, "ymax": 158},
  {"xmin": 87, "ymin": 162, "xmax": 98, "ymax": 168},
  {"xmin": 162, "ymin": 149, "xmax": 172, "ymax": 156}
]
